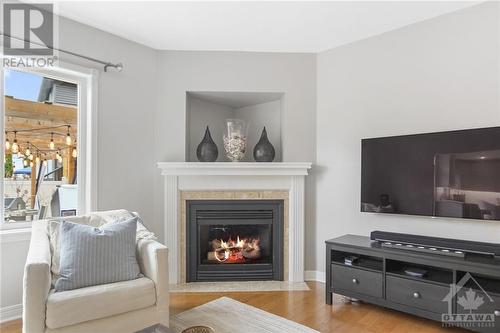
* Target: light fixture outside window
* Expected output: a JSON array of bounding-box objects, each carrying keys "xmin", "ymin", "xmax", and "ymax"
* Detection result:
[
  {"xmin": 66, "ymin": 125, "xmax": 72, "ymax": 145},
  {"xmin": 5, "ymin": 132, "xmax": 10, "ymax": 150},
  {"xmin": 11, "ymin": 131, "xmax": 18, "ymax": 153},
  {"xmin": 49, "ymin": 132, "xmax": 55, "ymax": 150},
  {"xmin": 56, "ymin": 150, "xmax": 63, "ymax": 163}
]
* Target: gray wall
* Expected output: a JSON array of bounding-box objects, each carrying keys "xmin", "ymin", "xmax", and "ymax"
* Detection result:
[
  {"xmin": 315, "ymin": 1, "xmax": 500, "ymax": 274},
  {"xmin": 57, "ymin": 17, "xmax": 157, "ymax": 228},
  {"xmin": 0, "ymin": 239, "xmax": 29, "ymax": 313},
  {"xmin": 154, "ymin": 50, "xmax": 317, "ymax": 271}
]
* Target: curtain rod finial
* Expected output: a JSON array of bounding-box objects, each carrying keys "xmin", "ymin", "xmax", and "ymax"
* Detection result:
[{"xmin": 104, "ymin": 63, "xmax": 123, "ymax": 72}]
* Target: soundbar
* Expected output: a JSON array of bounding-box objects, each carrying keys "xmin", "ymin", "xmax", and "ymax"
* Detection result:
[{"xmin": 370, "ymin": 230, "xmax": 500, "ymax": 258}]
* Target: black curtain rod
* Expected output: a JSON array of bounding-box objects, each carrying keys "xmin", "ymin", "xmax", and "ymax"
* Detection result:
[{"xmin": 1, "ymin": 32, "xmax": 123, "ymax": 72}]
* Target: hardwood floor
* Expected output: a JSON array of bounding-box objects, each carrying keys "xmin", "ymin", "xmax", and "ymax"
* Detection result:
[{"xmin": 1, "ymin": 282, "xmax": 467, "ymax": 333}]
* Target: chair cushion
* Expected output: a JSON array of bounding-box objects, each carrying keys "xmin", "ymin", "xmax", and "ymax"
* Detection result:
[
  {"xmin": 46, "ymin": 277, "xmax": 156, "ymax": 329},
  {"xmin": 54, "ymin": 217, "xmax": 141, "ymax": 292}
]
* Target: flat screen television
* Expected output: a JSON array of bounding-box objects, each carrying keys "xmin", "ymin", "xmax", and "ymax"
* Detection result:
[{"xmin": 361, "ymin": 126, "xmax": 500, "ymax": 221}]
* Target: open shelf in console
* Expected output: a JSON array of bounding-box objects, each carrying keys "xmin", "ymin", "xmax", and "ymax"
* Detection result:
[
  {"xmin": 386, "ymin": 259, "xmax": 453, "ymax": 286},
  {"xmin": 331, "ymin": 250, "xmax": 383, "ymax": 272},
  {"xmin": 457, "ymin": 271, "xmax": 500, "ymax": 296}
]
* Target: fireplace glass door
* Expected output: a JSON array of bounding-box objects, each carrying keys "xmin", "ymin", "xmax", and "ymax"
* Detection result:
[
  {"xmin": 187, "ymin": 200, "xmax": 284, "ymax": 282},
  {"xmin": 200, "ymin": 223, "xmax": 272, "ymax": 265}
]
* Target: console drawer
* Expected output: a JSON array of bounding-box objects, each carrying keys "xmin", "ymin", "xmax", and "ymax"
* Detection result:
[
  {"xmin": 331, "ymin": 264, "xmax": 383, "ymax": 299},
  {"xmin": 386, "ymin": 275, "xmax": 449, "ymax": 314},
  {"xmin": 456, "ymin": 290, "xmax": 500, "ymax": 333}
]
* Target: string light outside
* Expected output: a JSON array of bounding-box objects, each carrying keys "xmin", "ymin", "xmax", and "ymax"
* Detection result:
[
  {"xmin": 4, "ymin": 127, "xmax": 77, "ymax": 174},
  {"xmin": 11, "ymin": 131, "xmax": 18, "ymax": 153},
  {"xmin": 5, "ymin": 132, "xmax": 10, "ymax": 150},
  {"xmin": 66, "ymin": 126, "xmax": 72, "ymax": 145},
  {"xmin": 72, "ymin": 140, "xmax": 78, "ymax": 158},
  {"xmin": 5, "ymin": 126, "xmax": 74, "ymax": 157},
  {"xmin": 49, "ymin": 132, "xmax": 55, "ymax": 150}
]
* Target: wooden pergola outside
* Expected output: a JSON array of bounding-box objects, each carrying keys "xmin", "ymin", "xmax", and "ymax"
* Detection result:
[{"xmin": 4, "ymin": 96, "xmax": 78, "ymax": 208}]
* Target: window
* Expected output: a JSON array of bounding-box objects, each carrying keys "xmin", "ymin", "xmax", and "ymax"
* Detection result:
[{"xmin": 2, "ymin": 65, "xmax": 97, "ymax": 229}]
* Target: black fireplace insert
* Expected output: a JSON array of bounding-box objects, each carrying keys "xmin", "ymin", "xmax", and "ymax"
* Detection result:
[{"xmin": 186, "ymin": 200, "xmax": 284, "ymax": 282}]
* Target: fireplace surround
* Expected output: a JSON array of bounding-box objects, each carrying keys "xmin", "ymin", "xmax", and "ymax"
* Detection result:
[
  {"xmin": 157, "ymin": 162, "xmax": 312, "ymax": 283},
  {"xmin": 187, "ymin": 200, "xmax": 284, "ymax": 282}
]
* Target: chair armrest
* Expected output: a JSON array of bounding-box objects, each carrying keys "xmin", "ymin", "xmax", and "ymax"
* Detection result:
[
  {"xmin": 137, "ymin": 239, "xmax": 169, "ymax": 309},
  {"xmin": 23, "ymin": 222, "xmax": 52, "ymax": 333}
]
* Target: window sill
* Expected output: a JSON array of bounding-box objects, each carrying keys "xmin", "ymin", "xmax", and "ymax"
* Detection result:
[{"xmin": 0, "ymin": 227, "xmax": 32, "ymax": 243}]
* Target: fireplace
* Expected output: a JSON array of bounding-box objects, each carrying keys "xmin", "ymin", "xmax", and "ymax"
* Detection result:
[{"xmin": 186, "ymin": 200, "xmax": 284, "ymax": 282}]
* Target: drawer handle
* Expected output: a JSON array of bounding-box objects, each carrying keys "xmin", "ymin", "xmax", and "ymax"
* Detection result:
[
  {"xmin": 494, "ymin": 310, "xmax": 500, "ymax": 317},
  {"xmin": 352, "ymin": 278, "xmax": 358, "ymax": 284},
  {"xmin": 413, "ymin": 292, "xmax": 421, "ymax": 299}
]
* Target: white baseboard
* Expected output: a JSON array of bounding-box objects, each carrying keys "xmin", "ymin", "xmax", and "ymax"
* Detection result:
[
  {"xmin": 0, "ymin": 303, "xmax": 22, "ymax": 323},
  {"xmin": 304, "ymin": 270, "xmax": 325, "ymax": 283}
]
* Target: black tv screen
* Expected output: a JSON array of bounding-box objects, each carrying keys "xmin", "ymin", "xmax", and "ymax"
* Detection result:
[{"xmin": 361, "ymin": 126, "xmax": 500, "ymax": 221}]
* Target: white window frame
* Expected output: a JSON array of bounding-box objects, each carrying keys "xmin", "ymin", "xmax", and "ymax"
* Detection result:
[{"xmin": 1, "ymin": 62, "xmax": 98, "ymax": 230}]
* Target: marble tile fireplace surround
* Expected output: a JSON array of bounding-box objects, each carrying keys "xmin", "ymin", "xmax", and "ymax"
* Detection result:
[{"xmin": 157, "ymin": 162, "xmax": 312, "ymax": 284}]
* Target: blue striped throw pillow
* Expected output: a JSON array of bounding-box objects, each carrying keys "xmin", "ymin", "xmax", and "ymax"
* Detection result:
[{"xmin": 54, "ymin": 217, "xmax": 141, "ymax": 292}]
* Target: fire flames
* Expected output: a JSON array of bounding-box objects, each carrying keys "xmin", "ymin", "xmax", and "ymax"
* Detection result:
[{"xmin": 208, "ymin": 236, "xmax": 261, "ymax": 263}]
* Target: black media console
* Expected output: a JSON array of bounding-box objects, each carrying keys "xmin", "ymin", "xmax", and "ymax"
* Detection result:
[{"xmin": 326, "ymin": 235, "xmax": 500, "ymax": 333}]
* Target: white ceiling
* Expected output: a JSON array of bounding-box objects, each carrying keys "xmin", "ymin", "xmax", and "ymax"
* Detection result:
[
  {"xmin": 188, "ymin": 92, "xmax": 283, "ymax": 108},
  {"xmin": 53, "ymin": 1, "xmax": 479, "ymax": 53}
]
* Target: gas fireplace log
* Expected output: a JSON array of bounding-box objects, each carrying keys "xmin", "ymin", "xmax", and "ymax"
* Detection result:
[
  {"xmin": 207, "ymin": 249, "xmax": 228, "ymax": 261},
  {"xmin": 208, "ymin": 248, "xmax": 231, "ymax": 262},
  {"xmin": 210, "ymin": 239, "xmax": 222, "ymax": 249},
  {"xmin": 242, "ymin": 247, "xmax": 261, "ymax": 259}
]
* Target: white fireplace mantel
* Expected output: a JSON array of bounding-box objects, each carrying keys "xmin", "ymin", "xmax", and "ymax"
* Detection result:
[
  {"xmin": 157, "ymin": 162, "xmax": 312, "ymax": 176},
  {"xmin": 157, "ymin": 162, "xmax": 312, "ymax": 284}
]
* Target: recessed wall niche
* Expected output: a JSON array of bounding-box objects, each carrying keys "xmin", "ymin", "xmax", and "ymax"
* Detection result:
[{"xmin": 186, "ymin": 92, "xmax": 283, "ymax": 162}]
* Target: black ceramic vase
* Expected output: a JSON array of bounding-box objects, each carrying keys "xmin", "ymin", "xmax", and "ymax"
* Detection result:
[
  {"xmin": 196, "ymin": 126, "xmax": 218, "ymax": 162},
  {"xmin": 253, "ymin": 127, "xmax": 275, "ymax": 162}
]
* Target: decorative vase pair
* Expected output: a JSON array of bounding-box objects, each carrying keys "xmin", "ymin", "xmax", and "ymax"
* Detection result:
[{"xmin": 196, "ymin": 119, "xmax": 275, "ymax": 162}]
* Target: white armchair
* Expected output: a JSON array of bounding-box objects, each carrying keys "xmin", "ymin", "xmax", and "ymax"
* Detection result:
[{"xmin": 23, "ymin": 220, "xmax": 169, "ymax": 333}]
